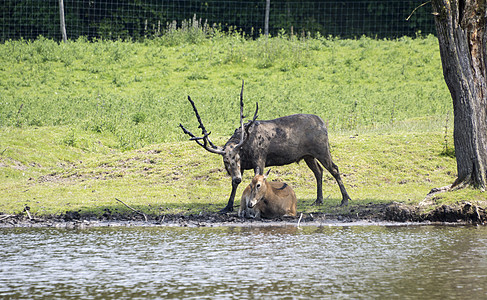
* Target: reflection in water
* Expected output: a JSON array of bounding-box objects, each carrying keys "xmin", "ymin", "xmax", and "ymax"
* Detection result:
[{"xmin": 1, "ymin": 225, "xmax": 486, "ymax": 299}]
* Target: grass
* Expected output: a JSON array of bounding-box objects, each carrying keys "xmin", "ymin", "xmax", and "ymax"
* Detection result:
[
  {"xmin": 0, "ymin": 29, "xmax": 484, "ymax": 218},
  {"xmin": 1, "ymin": 33, "xmax": 450, "ymax": 149},
  {"xmin": 0, "ymin": 125, "xmax": 476, "ymax": 218}
]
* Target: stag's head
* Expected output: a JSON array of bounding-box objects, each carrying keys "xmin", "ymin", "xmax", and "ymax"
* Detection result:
[
  {"xmin": 247, "ymin": 169, "xmax": 271, "ymax": 208},
  {"xmin": 179, "ymin": 80, "xmax": 258, "ymax": 185},
  {"xmin": 221, "ymin": 141, "xmax": 243, "ymax": 184}
]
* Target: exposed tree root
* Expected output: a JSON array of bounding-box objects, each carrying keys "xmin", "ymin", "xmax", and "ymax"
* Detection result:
[
  {"xmin": 419, "ymin": 185, "xmax": 452, "ymax": 207},
  {"xmin": 420, "ymin": 174, "xmax": 485, "ymax": 207}
]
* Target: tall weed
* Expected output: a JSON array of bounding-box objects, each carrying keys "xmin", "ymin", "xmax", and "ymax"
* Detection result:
[{"xmin": 0, "ymin": 31, "xmax": 450, "ymax": 150}]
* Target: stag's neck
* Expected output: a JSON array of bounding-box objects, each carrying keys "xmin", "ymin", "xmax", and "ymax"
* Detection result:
[{"xmin": 225, "ymin": 121, "xmax": 257, "ymax": 148}]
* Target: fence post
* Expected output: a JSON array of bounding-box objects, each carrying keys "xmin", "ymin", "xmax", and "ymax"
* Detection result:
[
  {"xmin": 265, "ymin": 0, "xmax": 270, "ymax": 36},
  {"xmin": 59, "ymin": 0, "xmax": 67, "ymax": 42}
]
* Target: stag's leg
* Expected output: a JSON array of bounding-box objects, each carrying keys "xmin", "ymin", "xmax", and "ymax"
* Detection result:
[
  {"xmin": 304, "ymin": 156, "xmax": 324, "ymax": 205},
  {"xmin": 254, "ymin": 162, "xmax": 265, "ymax": 176},
  {"xmin": 316, "ymin": 153, "xmax": 351, "ymax": 206},
  {"xmin": 220, "ymin": 180, "xmax": 240, "ymax": 213}
]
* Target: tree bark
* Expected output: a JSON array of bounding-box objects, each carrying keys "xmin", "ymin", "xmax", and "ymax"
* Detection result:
[
  {"xmin": 432, "ymin": 0, "xmax": 487, "ymax": 190},
  {"xmin": 59, "ymin": 0, "xmax": 67, "ymax": 42}
]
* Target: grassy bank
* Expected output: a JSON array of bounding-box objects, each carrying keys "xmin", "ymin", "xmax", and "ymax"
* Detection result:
[
  {"xmin": 0, "ymin": 127, "xmax": 462, "ymax": 215},
  {"xmin": 1, "ymin": 125, "xmax": 482, "ymax": 219},
  {"xmin": 0, "ymin": 32, "xmax": 484, "ymax": 218},
  {"xmin": 1, "ymin": 33, "xmax": 450, "ymax": 149}
]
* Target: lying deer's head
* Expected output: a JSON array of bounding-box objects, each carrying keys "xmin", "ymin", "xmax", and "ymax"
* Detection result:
[
  {"xmin": 247, "ymin": 169, "xmax": 271, "ymax": 208},
  {"xmin": 179, "ymin": 80, "xmax": 258, "ymax": 185}
]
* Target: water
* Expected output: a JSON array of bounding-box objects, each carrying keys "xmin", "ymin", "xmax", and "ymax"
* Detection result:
[{"xmin": 1, "ymin": 224, "xmax": 486, "ymax": 299}]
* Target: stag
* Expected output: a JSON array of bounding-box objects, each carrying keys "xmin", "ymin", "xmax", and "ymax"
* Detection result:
[{"xmin": 180, "ymin": 81, "xmax": 351, "ymax": 213}]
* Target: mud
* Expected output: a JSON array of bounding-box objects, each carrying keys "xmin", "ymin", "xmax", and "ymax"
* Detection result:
[
  {"xmin": 1, "ymin": 201, "xmax": 485, "ymax": 228},
  {"xmin": 385, "ymin": 201, "xmax": 486, "ymax": 223}
]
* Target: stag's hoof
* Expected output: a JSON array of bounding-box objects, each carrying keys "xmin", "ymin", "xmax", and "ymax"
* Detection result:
[
  {"xmin": 340, "ymin": 198, "xmax": 350, "ymax": 206},
  {"xmin": 219, "ymin": 206, "xmax": 234, "ymax": 214},
  {"xmin": 311, "ymin": 200, "xmax": 323, "ymax": 206}
]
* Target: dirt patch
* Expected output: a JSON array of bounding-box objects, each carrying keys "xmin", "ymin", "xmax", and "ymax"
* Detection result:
[
  {"xmin": 384, "ymin": 201, "xmax": 486, "ymax": 223},
  {"xmin": 1, "ymin": 202, "xmax": 485, "ymax": 228}
]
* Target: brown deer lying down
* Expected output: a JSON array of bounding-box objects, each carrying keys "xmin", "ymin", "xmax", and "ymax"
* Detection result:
[{"xmin": 238, "ymin": 170, "xmax": 297, "ymax": 219}]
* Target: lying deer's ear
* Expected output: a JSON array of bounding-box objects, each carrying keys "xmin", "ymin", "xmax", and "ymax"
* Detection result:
[{"xmin": 264, "ymin": 168, "xmax": 271, "ymax": 179}]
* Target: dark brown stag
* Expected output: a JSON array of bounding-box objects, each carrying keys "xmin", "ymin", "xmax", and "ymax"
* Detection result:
[{"xmin": 180, "ymin": 82, "xmax": 351, "ymax": 213}]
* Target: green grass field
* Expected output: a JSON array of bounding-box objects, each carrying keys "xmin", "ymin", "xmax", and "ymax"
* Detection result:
[{"xmin": 0, "ymin": 30, "xmax": 484, "ymax": 218}]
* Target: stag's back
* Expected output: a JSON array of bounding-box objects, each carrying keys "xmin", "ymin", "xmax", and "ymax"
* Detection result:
[{"xmin": 237, "ymin": 114, "xmax": 329, "ymax": 168}]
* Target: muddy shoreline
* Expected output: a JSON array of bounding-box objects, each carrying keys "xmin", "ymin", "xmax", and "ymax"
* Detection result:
[{"xmin": 1, "ymin": 202, "xmax": 485, "ymax": 228}]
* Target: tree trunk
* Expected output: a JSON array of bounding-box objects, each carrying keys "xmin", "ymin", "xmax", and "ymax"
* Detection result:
[
  {"xmin": 59, "ymin": 0, "xmax": 67, "ymax": 42},
  {"xmin": 432, "ymin": 0, "xmax": 487, "ymax": 190}
]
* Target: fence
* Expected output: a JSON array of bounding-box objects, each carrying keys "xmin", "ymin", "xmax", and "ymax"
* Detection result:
[{"xmin": 0, "ymin": 1, "xmax": 435, "ymax": 42}]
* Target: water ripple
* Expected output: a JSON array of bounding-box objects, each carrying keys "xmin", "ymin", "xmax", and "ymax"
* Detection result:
[{"xmin": 1, "ymin": 225, "xmax": 486, "ymax": 299}]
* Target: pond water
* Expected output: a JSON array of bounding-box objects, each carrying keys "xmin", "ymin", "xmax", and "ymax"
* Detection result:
[{"xmin": 1, "ymin": 224, "xmax": 486, "ymax": 299}]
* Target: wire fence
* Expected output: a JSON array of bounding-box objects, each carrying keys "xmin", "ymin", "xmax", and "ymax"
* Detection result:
[{"xmin": 0, "ymin": 1, "xmax": 435, "ymax": 42}]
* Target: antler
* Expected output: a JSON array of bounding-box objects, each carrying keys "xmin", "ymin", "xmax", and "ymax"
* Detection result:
[
  {"xmin": 235, "ymin": 80, "xmax": 259, "ymax": 150},
  {"xmin": 180, "ymin": 81, "xmax": 259, "ymax": 153},
  {"xmin": 250, "ymin": 102, "xmax": 259, "ymax": 124},
  {"xmin": 237, "ymin": 80, "xmax": 246, "ymax": 147},
  {"xmin": 179, "ymin": 96, "xmax": 225, "ymax": 155}
]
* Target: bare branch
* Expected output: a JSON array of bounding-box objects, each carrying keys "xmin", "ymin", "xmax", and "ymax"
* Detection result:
[
  {"xmin": 406, "ymin": 1, "xmax": 431, "ymax": 21},
  {"xmin": 24, "ymin": 205, "xmax": 32, "ymax": 220},
  {"xmin": 115, "ymin": 198, "xmax": 148, "ymax": 222},
  {"xmin": 0, "ymin": 214, "xmax": 15, "ymax": 221},
  {"xmin": 297, "ymin": 213, "xmax": 303, "ymax": 228}
]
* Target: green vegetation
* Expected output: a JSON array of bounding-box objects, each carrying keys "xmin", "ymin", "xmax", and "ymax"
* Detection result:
[
  {"xmin": 0, "ymin": 31, "xmax": 483, "ymax": 218},
  {"xmin": 2, "ymin": 1, "xmax": 435, "ymax": 41},
  {"xmin": 1, "ymin": 33, "xmax": 450, "ymax": 149}
]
